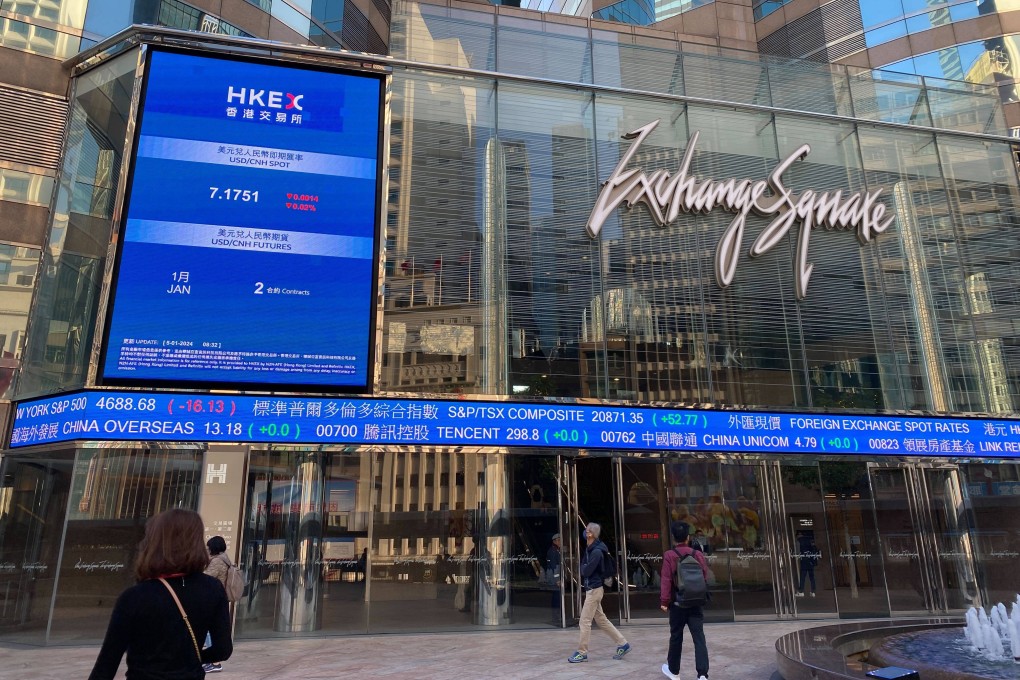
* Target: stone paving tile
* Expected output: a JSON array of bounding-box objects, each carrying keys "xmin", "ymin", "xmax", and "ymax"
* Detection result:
[{"xmin": 0, "ymin": 620, "xmax": 819, "ymax": 679}]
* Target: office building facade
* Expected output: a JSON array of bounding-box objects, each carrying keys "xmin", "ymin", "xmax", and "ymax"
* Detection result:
[{"xmin": 0, "ymin": 0, "xmax": 1019, "ymax": 645}]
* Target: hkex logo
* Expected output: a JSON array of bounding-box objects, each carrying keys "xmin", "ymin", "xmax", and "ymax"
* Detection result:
[{"xmin": 226, "ymin": 86, "xmax": 304, "ymax": 111}]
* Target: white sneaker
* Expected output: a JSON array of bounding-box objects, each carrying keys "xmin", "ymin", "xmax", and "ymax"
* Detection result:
[
  {"xmin": 661, "ymin": 663, "xmax": 681, "ymax": 679},
  {"xmin": 794, "ymin": 591, "xmax": 804, "ymax": 597},
  {"xmin": 697, "ymin": 676, "xmax": 709, "ymax": 680}
]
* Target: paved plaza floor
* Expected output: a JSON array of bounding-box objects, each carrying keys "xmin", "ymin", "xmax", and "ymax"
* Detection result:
[{"xmin": 0, "ymin": 619, "xmax": 820, "ymax": 679}]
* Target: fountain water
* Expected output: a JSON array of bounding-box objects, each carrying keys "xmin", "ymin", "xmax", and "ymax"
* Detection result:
[{"xmin": 962, "ymin": 598, "xmax": 1020, "ymax": 663}]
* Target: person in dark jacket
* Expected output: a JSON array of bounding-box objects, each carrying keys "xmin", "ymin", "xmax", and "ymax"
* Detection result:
[
  {"xmin": 660, "ymin": 521, "xmax": 710, "ymax": 680},
  {"xmin": 201, "ymin": 535, "xmax": 232, "ymax": 674},
  {"xmin": 567, "ymin": 522, "xmax": 630, "ymax": 663},
  {"xmin": 89, "ymin": 509, "xmax": 233, "ymax": 680},
  {"xmin": 795, "ymin": 531, "xmax": 818, "ymax": 597}
]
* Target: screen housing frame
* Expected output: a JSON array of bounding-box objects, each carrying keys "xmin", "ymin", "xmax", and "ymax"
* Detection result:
[{"xmin": 94, "ymin": 45, "xmax": 387, "ymax": 395}]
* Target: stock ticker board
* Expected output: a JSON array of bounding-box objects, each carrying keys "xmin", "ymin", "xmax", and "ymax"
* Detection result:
[{"xmin": 10, "ymin": 390, "xmax": 1020, "ymax": 458}]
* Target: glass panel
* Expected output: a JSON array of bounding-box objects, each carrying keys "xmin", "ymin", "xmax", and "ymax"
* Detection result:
[
  {"xmin": 924, "ymin": 469, "xmax": 977, "ymax": 610},
  {"xmin": 773, "ymin": 117, "xmax": 884, "ymax": 411},
  {"xmin": 593, "ymin": 94, "xmax": 699, "ymax": 402},
  {"xmin": 0, "ymin": 450, "xmax": 73, "ymax": 643},
  {"xmin": 272, "ymin": 0, "xmax": 312, "ymax": 37},
  {"xmin": 860, "ymin": 0, "xmax": 905, "ymax": 28},
  {"xmin": 948, "ymin": 1, "xmax": 978, "ymax": 20},
  {"xmin": 0, "ymin": 169, "xmax": 53, "ymax": 207},
  {"xmin": 371, "ymin": 449, "xmax": 505, "ymax": 631},
  {"xmin": 864, "ymin": 21, "xmax": 907, "ymax": 48},
  {"xmin": 961, "ymin": 463, "xmax": 1020, "ymax": 606},
  {"xmin": 849, "ymin": 68, "xmax": 932, "ymax": 127},
  {"xmin": 870, "ymin": 468, "xmax": 927, "ymax": 612},
  {"xmin": 506, "ymin": 455, "xmax": 560, "ymax": 626},
  {"xmin": 0, "ymin": 245, "xmax": 40, "ymax": 399},
  {"xmin": 721, "ymin": 463, "xmax": 774, "ymax": 618},
  {"xmin": 937, "ymin": 137, "xmax": 1020, "ymax": 413},
  {"xmin": 663, "ymin": 460, "xmax": 733, "ymax": 620},
  {"xmin": 766, "ymin": 57, "xmax": 854, "ymax": 117},
  {"xmin": 591, "ymin": 31, "xmax": 683, "ymax": 95},
  {"xmin": 686, "ymin": 105, "xmax": 806, "ymax": 408},
  {"xmin": 379, "ymin": 70, "xmax": 497, "ymax": 395},
  {"xmin": 856, "ymin": 126, "xmax": 946, "ymax": 411},
  {"xmin": 49, "ymin": 448, "xmax": 202, "ymax": 641},
  {"xmin": 83, "ymin": 0, "xmax": 137, "ymax": 39},
  {"xmin": 390, "ymin": 1, "xmax": 495, "ymax": 70},
  {"xmin": 681, "ymin": 44, "xmax": 771, "ymax": 108},
  {"xmin": 1, "ymin": 0, "xmax": 88, "ymax": 29},
  {"xmin": 239, "ymin": 449, "xmax": 365, "ymax": 635},
  {"xmin": 781, "ymin": 464, "xmax": 837, "ymax": 613},
  {"xmin": 620, "ymin": 459, "xmax": 669, "ymax": 619},
  {"xmin": 819, "ymin": 461, "xmax": 888, "ymax": 617},
  {"xmin": 18, "ymin": 49, "xmax": 137, "ymax": 398},
  {"xmin": 498, "ymin": 83, "xmax": 599, "ymax": 398},
  {"xmin": 496, "ymin": 15, "xmax": 592, "ymax": 84},
  {"xmin": 237, "ymin": 448, "xmax": 554, "ymax": 636},
  {"xmin": 926, "ymin": 78, "xmax": 1006, "ymax": 135},
  {"xmin": 0, "ymin": 16, "xmax": 79, "ymax": 58}
]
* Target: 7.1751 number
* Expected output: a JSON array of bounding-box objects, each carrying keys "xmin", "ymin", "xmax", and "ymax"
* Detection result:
[{"xmin": 209, "ymin": 187, "xmax": 258, "ymax": 202}]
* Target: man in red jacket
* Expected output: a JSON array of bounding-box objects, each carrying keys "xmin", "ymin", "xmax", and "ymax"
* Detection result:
[{"xmin": 659, "ymin": 521, "xmax": 710, "ymax": 680}]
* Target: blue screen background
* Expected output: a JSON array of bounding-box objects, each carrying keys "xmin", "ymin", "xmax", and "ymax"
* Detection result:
[{"xmin": 101, "ymin": 50, "xmax": 381, "ymax": 389}]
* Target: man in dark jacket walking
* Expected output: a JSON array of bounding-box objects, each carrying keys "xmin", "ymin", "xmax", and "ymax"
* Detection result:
[
  {"xmin": 660, "ymin": 521, "xmax": 710, "ymax": 680},
  {"xmin": 567, "ymin": 522, "xmax": 630, "ymax": 663}
]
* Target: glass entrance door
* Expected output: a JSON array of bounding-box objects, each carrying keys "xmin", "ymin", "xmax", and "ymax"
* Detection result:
[
  {"xmin": 870, "ymin": 465, "xmax": 978, "ymax": 614},
  {"xmin": 562, "ymin": 457, "xmax": 621, "ymax": 622},
  {"xmin": 820, "ymin": 461, "xmax": 889, "ymax": 618}
]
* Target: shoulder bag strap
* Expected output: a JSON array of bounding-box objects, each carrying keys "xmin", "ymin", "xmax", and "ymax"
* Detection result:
[{"xmin": 157, "ymin": 578, "xmax": 202, "ymax": 664}]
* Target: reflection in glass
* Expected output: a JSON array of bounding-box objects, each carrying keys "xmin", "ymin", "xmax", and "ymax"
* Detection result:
[
  {"xmin": 18, "ymin": 50, "xmax": 136, "ymax": 398},
  {"xmin": 0, "ymin": 16, "xmax": 79, "ymax": 57},
  {"xmin": 1, "ymin": 0, "xmax": 87, "ymax": 29},
  {"xmin": 961, "ymin": 463, "xmax": 1020, "ymax": 606},
  {"xmin": 50, "ymin": 448, "xmax": 201, "ymax": 641},
  {"xmin": 236, "ymin": 449, "xmax": 558, "ymax": 637},
  {"xmin": 662, "ymin": 461, "xmax": 736, "ymax": 620},
  {"xmin": 781, "ymin": 464, "xmax": 837, "ymax": 613},
  {"xmin": 0, "ymin": 451, "xmax": 73, "ymax": 643},
  {"xmin": 0, "ymin": 245, "xmax": 40, "ymax": 399},
  {"xmin": 819, "ymin": 462, "xmax": 888, "ymax": 617},
  {"xmin": 871, "ymin": 468, "xmax": 928, "ymax": 612}
]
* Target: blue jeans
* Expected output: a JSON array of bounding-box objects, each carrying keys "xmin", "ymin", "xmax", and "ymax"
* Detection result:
[{"xmin": 667, "ymin": 604, "xmax": 708, "ymax": 677}]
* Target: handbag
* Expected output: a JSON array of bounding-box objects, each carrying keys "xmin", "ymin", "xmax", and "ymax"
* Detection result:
[{"xmin": 157, "ymin": 578, "xmax": 203, "ymax": 664}]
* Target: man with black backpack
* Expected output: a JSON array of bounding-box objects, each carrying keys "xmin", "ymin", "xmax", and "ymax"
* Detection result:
[
  {"xmin": 567, "ymin": 522, "xmax": 631, "ymax": 664},
  {"xmin": 659, "ymin": 521, "xmax": 710, "ymax": 680}
]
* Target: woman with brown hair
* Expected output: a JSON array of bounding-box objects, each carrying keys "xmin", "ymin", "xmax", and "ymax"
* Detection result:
[{"xmin": 89, "ymin": 508, "xmax": 233, "ymax": 680}]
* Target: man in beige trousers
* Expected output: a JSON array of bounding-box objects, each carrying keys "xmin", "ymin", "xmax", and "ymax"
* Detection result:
[{"xmin": 567, "ymin": 522, "xmax": 631, "ymax": 663}]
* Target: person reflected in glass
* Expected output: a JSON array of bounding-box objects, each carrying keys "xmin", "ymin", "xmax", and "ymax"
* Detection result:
[
  {"xmin": 546, "ymin": 533, "xmax": 562, "ymax": 622},
  {"xmin": 795, "ymin": 531, "xmax": 818, "ymax": 598},
  {"xmin": 89, "ymin": 509, "xmax": 232, "ymax": 680}
]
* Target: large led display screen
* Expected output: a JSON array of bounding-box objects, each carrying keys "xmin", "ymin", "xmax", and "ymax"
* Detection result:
[{"xmin": 99, "ymin": 50, "xmax": 382, "ymax": 392}]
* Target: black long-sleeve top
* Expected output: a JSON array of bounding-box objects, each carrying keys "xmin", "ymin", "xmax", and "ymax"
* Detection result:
[{"xmin": 89, "ymin": 572, "xmax": 233, "ymax": 680}]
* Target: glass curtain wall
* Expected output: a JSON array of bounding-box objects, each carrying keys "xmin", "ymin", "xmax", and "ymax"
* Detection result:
[
  {"xmin": 0, "ymin": 446, "xmax": 200, "ymax": 644},
  {"xmin": 0, "ymin": 449, "xmax": 73, "ymax": 643},
  {"xmin": 235, "ymin": 447, "xmax": 559, "ymax": 637},
  {"xmin": 961, "ymin": 463, "xmax": 1020, "ymax": 607},
  {"xmin": 49, "ymin": 447, "xmax": 202, "ymax": 641},
  {"xmin": 17, "ymin": 48, "xmax": 138, "ymax": 399}
]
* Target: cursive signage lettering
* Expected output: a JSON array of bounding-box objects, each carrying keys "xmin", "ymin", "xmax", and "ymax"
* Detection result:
[{"xmin": 586, "ymin": 120, "xmax": 895, "ymax": 299}]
